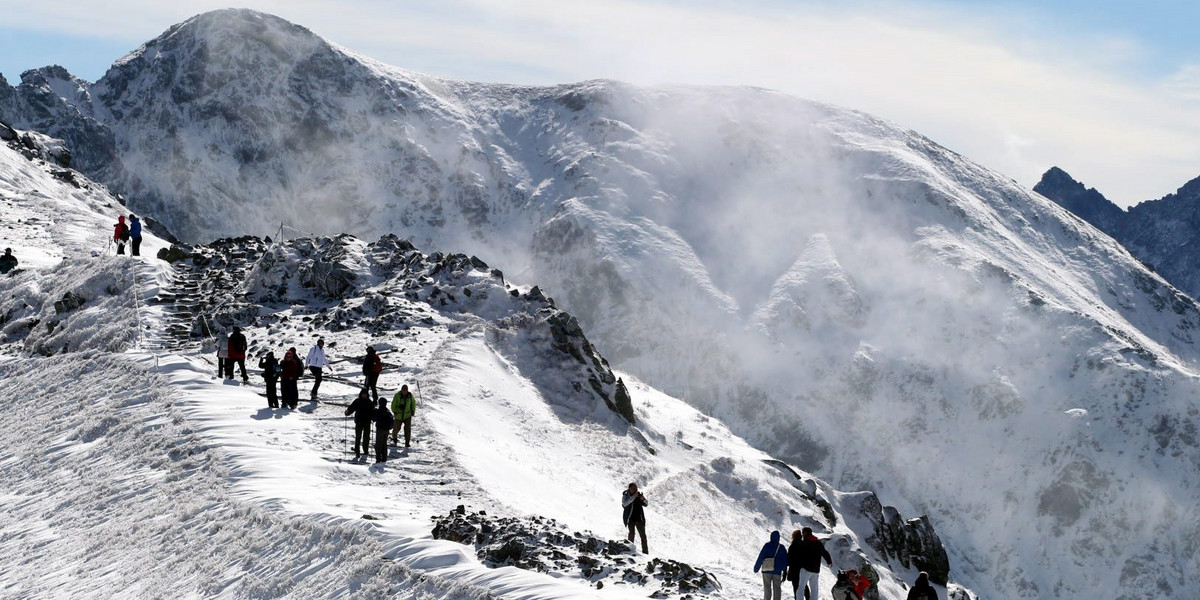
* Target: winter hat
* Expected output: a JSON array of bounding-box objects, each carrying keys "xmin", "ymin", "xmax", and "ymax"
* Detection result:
[{"xmin": 118, "ymin": 215, "xmax": 125, "ymax": 222}]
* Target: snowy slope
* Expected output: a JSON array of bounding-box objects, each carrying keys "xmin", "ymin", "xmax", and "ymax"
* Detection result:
[
  {"xmin": 0, "ymin": 135, "xmax": 963, "ymax": 599},
  {"xmin": 4, "ymin": 10, "xmax": 1200, "ymax": 599}
]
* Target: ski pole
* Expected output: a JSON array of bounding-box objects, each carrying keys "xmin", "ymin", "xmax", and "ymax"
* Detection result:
[{"xmin": 343, "ymin": 414, "xmax": 349, "ymax": 463}]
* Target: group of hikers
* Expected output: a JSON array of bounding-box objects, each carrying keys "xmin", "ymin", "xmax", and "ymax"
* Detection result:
[
  {"xmin": 214, "ymin": 332, "xmax": 417, "ymax": 464},
  {"xmin": 753, "ymin": 528, "xmax": 940, "ymax": 600},
  {"xmin": 112, "ymin": 213, "xmax": 143, "ymax": 256}
]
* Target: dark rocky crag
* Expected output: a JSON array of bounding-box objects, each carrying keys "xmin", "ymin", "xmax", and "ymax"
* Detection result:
[{"xmin": 1036, "ymin": 166, "xmax": 1200, "ymax": 302}]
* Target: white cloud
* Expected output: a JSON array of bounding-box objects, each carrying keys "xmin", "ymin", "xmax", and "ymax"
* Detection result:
[{"xmin": 5, "ymin": 0, "xmax": 1200, "ymax": 205}]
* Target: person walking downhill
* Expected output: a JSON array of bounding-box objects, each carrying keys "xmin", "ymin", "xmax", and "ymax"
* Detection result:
[
  {"xmin": 280, "ymin": 347, "xmax": 302, "ymax": 409},
  {"xmin": 113, "ymin": 215, "xmax": 130, "ymax": 255},
  {"xmin": 391, "ymin": 384, "xmax": 416, "ymax": 447},
  {"xmin": 128, "ymin": 214, "xmax": 143, "ymax": 257},
  {"xmin": 754, "ymin": 530, "xmax": 790, "ymax": 600},
  {"xmin": 344, "ymin": 389, "xmax": 374, "ymax": 460},
  {"xmin": 0, "ymin": 248, "xmax": 17, "ymax": 275},
  {"xmin": 305, "ymin": 338, "xmax": 331, "ymax": 400},
  {"xmin": 622, "ymin": 482, "xmax": 649, "ymax": 554},
  {"xmin": 216, "ymin": 329, "xmax": 230, "ymax": 379},
  {"xmin": 373, "ymin": 399, "xmax": 394, "ymax": 464},
  {"xmin": 258, "ymin": 351, "xmax": 280, "ymax": 408},
  {"xmin": 906, "ymin": 572, "xmax": 939, "ymax": 600},
  {"xmin": 785, "ymin": 527, "xmax": 832, "ymax": 600},
  {"xmin": 362, "ymin": 346, "xmax": 382, "ymax": 402},
  {"xmin": 228, "ymin": 326, "xmax": 249, "ymax": 383}
]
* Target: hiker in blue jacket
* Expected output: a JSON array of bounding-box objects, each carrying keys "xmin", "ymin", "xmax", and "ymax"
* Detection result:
[
  {"xmin": 754, "ymin": 530, "xmax": 790, "ymax": 600},
  {"xmin": 128, "ymin": 214, "xmax": 143, "ymax": 256}
]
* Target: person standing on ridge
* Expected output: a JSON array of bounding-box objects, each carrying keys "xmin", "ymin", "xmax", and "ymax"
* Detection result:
[
  {"xmin": 391, "ymin": 384, "xmax": 416, "ymax": 447},
  {"xmin": 754, "ymin": 530, "xmax": 790, "ymax": 600},
  {"xmin": 905, "ymin": 572, "xmax": 939, "ymax": 600},
  {"xmin": 373, "ymin": 399, "xmax": 394, "ymax": 464},
  {"xmin": 305, "ymin": 338, "xmax": 331, "ymax": 400},
  {"xmin": 344, "ymin": 389, "xmax": 374, "ymax": 460},
  {"xmin": 113, "ymin": 215, "xmax": 130, "ymax": 255},
  {"xmin": 362, "ymin": 346, "xmax": 382, "ymax": 402},
  {"xmin": 280, "ymin": 347, "xmax": 302, "ymax": 409},
  {"xmin": 785, "ymin": 527, "xmax": 832, "ymax": 600},
  {"xmin": 258, "ymin": 351, "xmax": 280, "ymax": 408},
  {"xmin": 228, "ymin": 326, "xmax": 249, "ymax": 383},
  {"xmin": 0, "ymin": 248, "xmax": 17, "ymax": 274},
  {"xmin": 128, "ymin": 214, "xmax": 143, "ymax": 256},
  {"xmin": 216, "ymin": 329, "xmax": 230, "ymax": 379},
  {"xmin": 621, "ymin": 482, "xmax": 649, "ymax": 554}
]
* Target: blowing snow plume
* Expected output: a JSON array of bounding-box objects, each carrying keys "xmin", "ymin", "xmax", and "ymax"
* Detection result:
[{"xmin": 3, "ymin": 9, "xmax": 1200, "ymax": 599}]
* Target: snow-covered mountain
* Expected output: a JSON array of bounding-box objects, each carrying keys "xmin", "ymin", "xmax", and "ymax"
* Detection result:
[
  {"xmin": 0, "ymin": 131, "xmax": 962, "ymax": 600},
  {"xmin": 5, "ymin": 9, "xmax": 1200, "ymax": 599},
  {"xmin": 1035, "ymin": 166, "xmax": 1200, "ymax": 302}
]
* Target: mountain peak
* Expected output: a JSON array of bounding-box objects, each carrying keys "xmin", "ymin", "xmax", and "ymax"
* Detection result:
[{"xmin": 1034, "ymin": 166, "xmax": 1126, "ymax": 232}]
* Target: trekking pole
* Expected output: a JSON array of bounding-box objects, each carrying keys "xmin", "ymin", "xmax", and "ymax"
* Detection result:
[
  {"xmin": 414, "ymin": 379, "xmax": 425, "ymax": 445},
  {"xmin": 342, "ymin": 414, "xmax": 348, "ymax": 463}
]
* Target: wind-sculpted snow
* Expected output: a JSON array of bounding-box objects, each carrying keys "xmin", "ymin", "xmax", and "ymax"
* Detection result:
[{"xmin": 2, "ymin": 8, "xmax": 1199, "ymax": 599}]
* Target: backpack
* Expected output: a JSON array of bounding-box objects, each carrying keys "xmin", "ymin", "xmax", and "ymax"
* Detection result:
[
  {"xmin": 119, "ymin": 224, "xmax": 130, "ymax": 242},
  {"xmin": 372, "ymin": 356, "xmax": 382, "ymax": 374},
  {"xmin": 830, "ymin": 582, "xmax": 855, "ymax": 600}
]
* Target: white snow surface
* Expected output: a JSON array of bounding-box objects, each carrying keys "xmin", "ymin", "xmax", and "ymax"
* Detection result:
[
  {"xmin": 5, "ymin": 9, "xmax": 1200, "ymax": 599},
  {"xmin": 0, "ymin": 135, "xmax": 961, "ymax": 599}
]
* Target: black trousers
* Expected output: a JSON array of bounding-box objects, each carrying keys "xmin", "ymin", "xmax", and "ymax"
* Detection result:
[
  {"xmin": 229, "ymin": 358, "xmax": 247, "ymax": 381},
  {"xmin": 217, "ymin": 357, "xmax": 227, "ymax": 378},
  {"xmin": 364, "ymin": 372, "xmax": 379, "ymax": 401},
  {"xmin": 265, "ymin": 379, "xmax": 278, "ymax": 407},
  {"xmin": 374, "ymin": 427, "xmax": 389, "ymax": 463},
  {"xmin": 627, "ymin": 520, "xmax": 648, "ymax": 553},
  {"xmin": 353, "ymin": 421, "xmax": 371, "ymax": 456},
  {"xmin": 281, "ymin": 379, "xmax": 298, "ymax": 408},
  {"xmin": 309, "ymin": 367, "xmax": 323, "ymax": 397},
  {"xmin": 131, "ymin": 236, "xmax": 142, "ymax": 256}
]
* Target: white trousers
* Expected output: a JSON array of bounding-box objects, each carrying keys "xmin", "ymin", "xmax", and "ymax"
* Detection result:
[{"xmin": 796, "ymin": 569, "xmax": 820, "ymax": 600}]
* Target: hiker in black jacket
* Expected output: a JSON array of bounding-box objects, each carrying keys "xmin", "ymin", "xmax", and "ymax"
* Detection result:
[
  {"xmin": 622, "ymin": 482, "xmax": 649, "ymax": 553},
  {"xmin": 344, "ymin": 389, "xmax": 374, "ymax": 460},
  {"xmin": 906, "ymin": 572, "xmax": 939, "ymax": 600},
  {"xmin": 373, "ymin": 400, "xmax": 395, "ymax": 464},
  {"xmin": 785, "ymin": 527, "xmax": 832, "ymax": 600},
  {"xmin": 258, "ymin": 351, "xmax": 280, "ymax": 408}
]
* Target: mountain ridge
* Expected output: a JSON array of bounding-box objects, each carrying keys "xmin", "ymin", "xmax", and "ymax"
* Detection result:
[{"xmin": 5, "ymin": 10, "xmax": 1200, "ymax": 599}]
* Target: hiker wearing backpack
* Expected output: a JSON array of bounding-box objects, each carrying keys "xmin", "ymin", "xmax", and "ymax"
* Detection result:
[
  {"xmin": 0, "ymin": 248, "xmax": 17, "ymax": 274},
  {"xmin": 216, "ymin": 329, "xmax": 230, "ymax": 379},
  {"xmin": 113, "ymin": 215, "xmax": 130, "ymax": 255},
  {"xmin": 258, "ymin": 351, "xmax": 280, "ymax": 408},
  {"xmin": 280, "ymin": 347, "xmax": 303, "ymax": 409},
  {"xmin": 128, "ymin": 214, "xmax": 143, "ymax": 256},
  {"xmin": 391, "ymin": 384, "xmax": 416, "ymax": 447},
  {"xmin": 785, "ymin": 527, "xmax": 832, "ymax": 600},
  {"xmin": 344, "ymin": 389, "xmax": 374, "ymax": 460},
  {"xmin": 906, "ymin": 572, "xmax": 939, "ymax": 600},
  {"xmin": 305, "ymin": 338, "xmax": 331, "ymax": 400},
  {"xmin": 844, "ymin": 569, "xmax": 870, "ymax": 600},
  {"xmin": 362, "ymin": 346, "xmax": 382, "ymax": 402},
  {"xmin": 621, "ymin": 482, "xmax": 649, "ymax": 553},
  {"xmin": 373, "ymin": 399, "xmax": 395, "ymax": 463},
  {"xmin": 228, "ymin": 326, "xmax": 249, "ymax": 383},
  {"xmin": 754, "ymin": 530, "xmax": 790, "ymax": 600}
]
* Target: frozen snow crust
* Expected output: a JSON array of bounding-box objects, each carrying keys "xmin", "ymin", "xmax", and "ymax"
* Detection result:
[
  {"xmin": 4, "ymin": 9, "xmax": 1200, "ymax": 598},
  {"xmin": 0, "ymin": 134, "xmax": 969, "ymax": 599}
]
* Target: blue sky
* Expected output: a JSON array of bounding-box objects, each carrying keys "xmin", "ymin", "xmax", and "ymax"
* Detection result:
[{"xmin": 2, "ymin": 0, "xmax": 1199, "ymax": 206}]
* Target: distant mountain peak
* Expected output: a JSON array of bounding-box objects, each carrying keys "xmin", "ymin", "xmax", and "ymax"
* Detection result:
[{"xmin": 1034, "ymin": 166, "xmax": 1126, "ymax": 232}]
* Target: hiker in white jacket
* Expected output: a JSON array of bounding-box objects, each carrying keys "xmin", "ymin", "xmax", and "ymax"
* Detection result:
[{"xmin": 305, "ymin": 338, "xmax": 331, "ymax": 399}]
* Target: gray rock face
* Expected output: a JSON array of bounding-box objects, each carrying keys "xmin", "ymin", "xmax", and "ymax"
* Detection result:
[{"xmin": 853, "ymin": 492, "xmax": 950, "ymax": 585}]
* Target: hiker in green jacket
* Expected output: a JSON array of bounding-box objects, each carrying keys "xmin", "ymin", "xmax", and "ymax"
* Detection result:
[{"xmin": 391, "ymin": 384, "xmax": 416, "ymax": 447}]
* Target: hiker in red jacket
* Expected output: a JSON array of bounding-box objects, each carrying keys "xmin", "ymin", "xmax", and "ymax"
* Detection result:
[
  {"xmin": 279, "ymin": 347, "xmax": 303, "ymax": 409},
  {"xmin": 228, "ymin": 326, "xmax": 249, "ymax": 383},
  {"xmin": 113, "ymin": 215, "xmax": 130, "ymax": 255}
]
